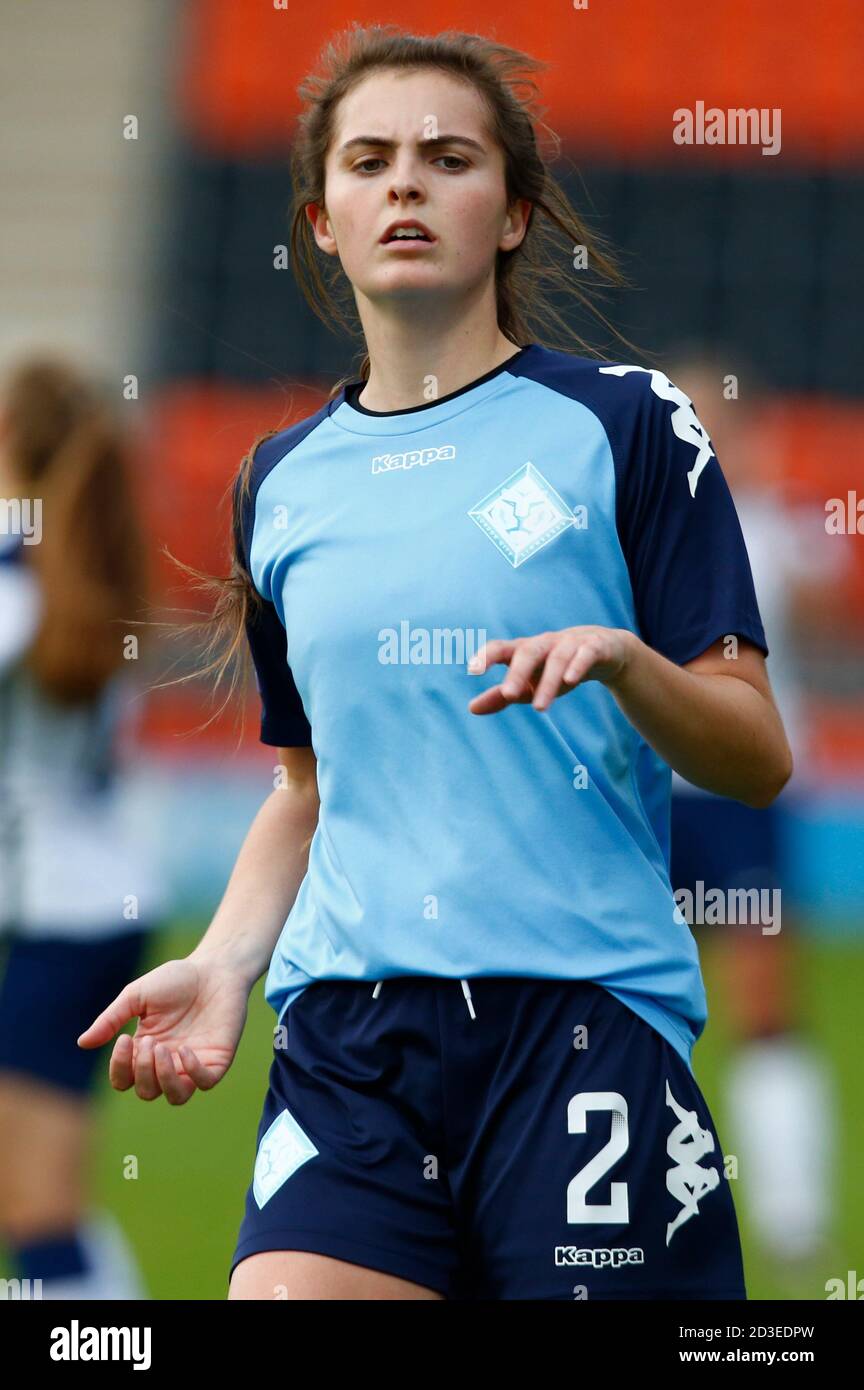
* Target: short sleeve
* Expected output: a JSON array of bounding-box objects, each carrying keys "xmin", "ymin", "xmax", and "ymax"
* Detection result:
[
  {"xmin": 233, "ymin": 473, "xmax": 313, "ymax": 748},
  {"xmin": 614, "ymin": 372, "xmax": 768, "ymax": 666}
]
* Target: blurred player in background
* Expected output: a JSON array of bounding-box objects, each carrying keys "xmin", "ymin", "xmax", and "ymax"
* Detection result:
[
  {"xmin": 0, "ymin": 356, "xmax": 162, "ymax": 1298},
  {"xmin": 666, "ymin": 350, "xmax": 842, "ymax": 1277}
]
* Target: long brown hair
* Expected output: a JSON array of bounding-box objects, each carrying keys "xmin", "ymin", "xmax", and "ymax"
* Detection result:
[
  {"xmin": 156, "ymin": 24, "xmax": 635, "ymax": 735},
  {"xmin": 1, "ymin": 355, "xmax": 149, "ymax": 705}
]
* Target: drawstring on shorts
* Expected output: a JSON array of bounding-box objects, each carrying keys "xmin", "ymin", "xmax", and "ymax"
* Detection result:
[
  {"xmin": 372, "ymin": 977, "xmax": 477, "ymax": 1019},
  {"xmin": 460, "ymin": 978, "xmax": 477, "ymax": 1019}
]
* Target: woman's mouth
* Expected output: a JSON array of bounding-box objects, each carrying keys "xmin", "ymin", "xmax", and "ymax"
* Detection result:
[
  {"xmin": 381, "ymin": 236, "xmax": 437, "ymax": 251},
  {"xmin": 380, "ymin": 221, "xmax": 437, "ymax": 249}
]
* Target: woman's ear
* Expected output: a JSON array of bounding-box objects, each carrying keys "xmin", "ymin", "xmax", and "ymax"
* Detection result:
[
  {"xmin": 306, "ymin": 203, "xmax": 339, "ymax": 257},
  {"xmin": 500, "ymin": 198, "xmax": 532, "ymax": 253}
]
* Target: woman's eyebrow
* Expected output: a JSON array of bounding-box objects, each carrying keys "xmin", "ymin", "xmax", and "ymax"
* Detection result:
[{"xmin": 338, "ymin": 134, "xmax": 486, "ymax": 156}]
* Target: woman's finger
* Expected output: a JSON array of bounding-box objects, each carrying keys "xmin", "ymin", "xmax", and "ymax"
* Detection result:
[
  {"xmin": 563, "ymin": 638, "xmax": 605, "ymax": 686},
  {"xmin": 531, "ymin": 636, "xmax": 584, "ymax": 710},
  {"xmin": 108, "ymin": 1031, "xmax": 135, "ymax": 1091},
  {"xmin": 468, "ymin": 677, "xmax": 536, "ymax": 715},
  {"xmin": 500, "ymin": 636, "xmax": 551, "ymax": 699},
  {"xmin": 467, "ymin": 638, "xmax": 516, "ymax": 674},
  {"xmin": 179, "ymin": 1045, "xmax": 218, "ymax": 1091},
  {"xmin": 154, "ymin": 1042, "xmax": 196, "ymax": 1106},
  {"xmin": 78, "ymin": 982, "xmax": 143, "ymax": 1049},
  {"xmin": 133, "ymin": 1035, "xmax": 162, "ymax": 1102}
]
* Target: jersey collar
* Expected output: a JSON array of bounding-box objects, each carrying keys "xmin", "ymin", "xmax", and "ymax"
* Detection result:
[{"xmin": 326, "ymin": 343, "xmax": 538, "ymax": 437}]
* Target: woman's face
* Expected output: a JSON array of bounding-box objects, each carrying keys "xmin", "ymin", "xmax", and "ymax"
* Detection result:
[{"xmin": 308, "ymin": 68, "xmax": 529, "ymax": 309}]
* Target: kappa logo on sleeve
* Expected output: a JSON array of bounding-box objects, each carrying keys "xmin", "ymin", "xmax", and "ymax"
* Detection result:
[
  {"xmin": 599, "ymin": 364, "xmax": 715, "ymax": 498},
  {"xmin": 468, "ymin": 462, "xmax": 583, "ymax": 568},
  {"xmin": 253, "ymin": 1107, "xmax": 319, "ymax": 1209}
]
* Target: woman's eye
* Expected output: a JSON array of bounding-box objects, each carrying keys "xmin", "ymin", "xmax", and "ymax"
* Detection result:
[{"xmin": 353, "ymin": 154, "xmax": 468, "ymax": 174}]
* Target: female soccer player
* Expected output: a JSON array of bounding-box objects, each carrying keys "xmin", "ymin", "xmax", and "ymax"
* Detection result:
[
  {"xmin": 79, "ymin": 27, "xmax": 792, "ymax": 1301},
  {"xmin": 0, "ymin": 355, "xmax": 162, "ymax": 1297}
]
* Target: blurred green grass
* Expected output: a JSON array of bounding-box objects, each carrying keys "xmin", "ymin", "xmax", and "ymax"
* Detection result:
[{"xmin": 2, "ymin": 922, "xmax": 861, "ymax": 1299}]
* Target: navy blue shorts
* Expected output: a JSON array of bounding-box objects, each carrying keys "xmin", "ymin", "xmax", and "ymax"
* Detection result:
[
  {"xmin": 0, "ymin": 928, "xmax": 150, "ymax": 1093},
  {"xmin": 231, "ymin": 977, "xmax": 746, "ymax": 1300},
  {"xmin": 670, "ymin": 794, "xmax": 782, "ymax": 901}
]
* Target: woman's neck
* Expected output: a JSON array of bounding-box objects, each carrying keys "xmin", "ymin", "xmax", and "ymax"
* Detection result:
[{"xmin": 354, "ymin": 298, "xmax": 522, "ymax": 412}]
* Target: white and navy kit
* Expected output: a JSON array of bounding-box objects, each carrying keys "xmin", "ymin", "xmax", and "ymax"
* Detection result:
[
  {"xmin": 232, "ymin": 344, "xmax": 765, "ymax": 1297},
  {"xmin": 0, "ymin": 534, "xmax": 164, "ymax": 1091}
]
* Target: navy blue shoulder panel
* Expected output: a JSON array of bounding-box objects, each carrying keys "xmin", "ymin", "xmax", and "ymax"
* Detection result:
[
  {"xmin": 230, "ymin": 403, "xmax": 334, "ymax": 750},
  {"xmin": 507, "ymin": 347, "xmax": 768, "ymax": 666},
  {"xmin": 232, "ymin": 398, "xmax": 335, "ymax": 578}
]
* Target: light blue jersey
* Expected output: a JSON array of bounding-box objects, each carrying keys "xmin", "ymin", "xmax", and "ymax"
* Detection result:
[{"xmin": 235, "ymin": 344, "xmax": 767, "ymax": 1069}]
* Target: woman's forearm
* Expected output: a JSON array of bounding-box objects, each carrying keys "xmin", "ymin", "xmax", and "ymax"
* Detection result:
[
  {"xmin": 189, "ymin": 781, "xmax": 319, "ymax": 990},
  {"xmin": 608, "ymin": 633, "xmax": 793, "ymax": 807}
]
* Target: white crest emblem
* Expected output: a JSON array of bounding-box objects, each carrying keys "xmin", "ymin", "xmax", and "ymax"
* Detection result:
[
  {"xmin": 468, "ymin": 462, "xmax": 578, "ymax": 567},
  {"xmin": 253, "ymin": 1107, "xmax": 319, "ymax": 1209}
]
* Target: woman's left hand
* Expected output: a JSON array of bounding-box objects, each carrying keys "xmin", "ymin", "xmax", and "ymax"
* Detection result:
[{"xmin": 466, "ymin": 626, "xmax": 635, "ymax": 715}]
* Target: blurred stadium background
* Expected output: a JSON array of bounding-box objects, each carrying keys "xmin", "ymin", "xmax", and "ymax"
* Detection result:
[{"xmin": 1, "ymin": 0, "xmax": 862, "ymax": 1298}]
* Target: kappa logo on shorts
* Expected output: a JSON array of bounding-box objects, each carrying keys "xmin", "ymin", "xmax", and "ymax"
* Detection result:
[
  {"xmin": 665, "ymin": 1079, "xmax": 721, "ymax": 1245},
  {"xmin": 468, "ymin": 462, "xmax": 579, "ymax": 567},
  {"xmin": 253, "ymin": 1107, "xmax": 319, "ymax": 1210},
  {"xmin": 554, "ymin": 1245, "xmax": 644, "ymax": 1268}
]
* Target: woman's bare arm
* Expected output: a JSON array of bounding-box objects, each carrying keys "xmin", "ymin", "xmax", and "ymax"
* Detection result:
[
  {"xmin": 607, "ymin": 635, "xmax": 793, "ymax": 807},
  {"xmin": 188, "ymin": 745, "xmax": 319, "ymax": 990},
  {"xmin": 470, "ymin": 630, "xmax": 792, "ymax": 809}
]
